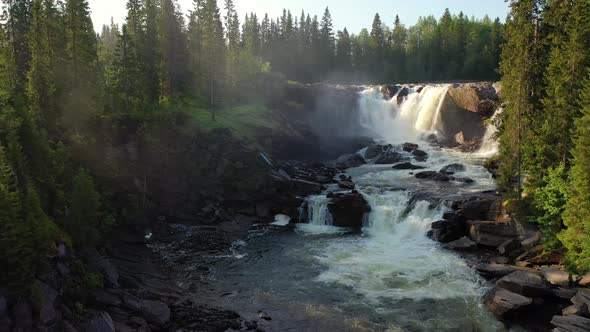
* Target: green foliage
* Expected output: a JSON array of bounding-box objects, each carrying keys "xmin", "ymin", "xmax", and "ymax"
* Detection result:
[
  {"xmin": 66, "ymin": 168, "xmax": 101, "ymax": 247},
  {"xmin": 561, "ymin": 74, "xmax": 590, "ymax": 273},
  {"xmin": 531, "ymin": 163, "xmax": 568, "ymax": 249}
]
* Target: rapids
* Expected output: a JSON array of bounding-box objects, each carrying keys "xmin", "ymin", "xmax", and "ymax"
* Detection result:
[{"xmin": 152, "ymin": 85, "xmax": 505, "ymax": 331}]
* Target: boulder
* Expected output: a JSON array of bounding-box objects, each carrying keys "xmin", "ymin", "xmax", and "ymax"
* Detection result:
[
  {"xmin": 335, "ymin": 154, "xmax": 366, "ymax": 169},
  {"xmin": 551, "ymin": 315, "xmax": 590, "ymax": 332},
  {"xmin": 33, "ymin": 280, "xmax": 59, "ymax": 325},
  {"xmin": 338, "ymin": 180, "xmax": 355, "ymax": 190},
  {"xmin": 328, "ymin": 192, "xmax": 371, "ymax": 228},
  {"xmin": 453, "ymin": 177, "xmax": 475, "ymax": 184},
  {"xmin": 415, "ymin": 171, "xmax": 450, "ymax": 182},
  {"xmin": 476, "ymin": 264, "xmax": 522, "ymax": 278},
  {"xmin": 364, "ymin": 145, "xmax": 386, "ymax": 159},
  {"xmin": 428, "ymin": 219, "xmax": 467, "ymax": 243},
  {"xmin": 84, "ymin": 312, "xmax": 115, "ymax": 332},
  {"xmin": 374, "ymin": 152, "xmax": 402, "ymax": 165},
  {"xmin": 485, "ymin": 287, "xmax": 533, "ymax": 319},
  {"xmin": 578, "ymin": 273, "xmax": 590, "ymax": 287},
  {"xmin": 478, "ymin": 100, "xmax": 497, "ymax": 118},
  {"xmin": 445, "ymin": 236, "xmax": 477, "ymax": 250},
  {"xmin": 468, "ymin": 220, "xmax": 517, "ymax": 247},
  {"xmin": 496, "ymin": 271, "xmax": 550, "ymax": 298},
  {"xmin": 459, "ymin": 198, "xmax": 502, "ymax": 221},
  {"xmin": 563, "ymin": 304, "xmax": 589, "ymax": 317},
  {"xmin": 139, "ymin": 300, "xmax": 171, "ymax": 326},
  {"xmin": 402, "ymin": 142, "xmax": 419, "ymax": 152},
  {"xmin": 392, "ymin": 162, "xmax": 425, "ymax": 170},
  {"xmin": 540, "ymin": 267, "xmax": 571, "ymax": 287},
  {"xmin": 572, "ymin": 289, "xmax": 590, "ymax": 310},
  {"xmin": 88, "ymin": 289, "xmax": 122, "ymax": 308},
  {"xmin": 396, "ymin": 87, "xmax": 409, "ymax": 105},
  {"xmin": 448, "ymin": 83, "xmax": 498, "ymax": 114},
  {"xmin": 497, "ymin": 238, "xmax": 521, "ymax": 256},
  {"xmin": 121, "ymin": 291, "xmax": 141, "ymax": 312},
  {"xmin": 380, "ymin": 85, "xmax": 400, "ymax": 99},
  {"xmin": 412, "ymin": 149, "xmax": 428, "ymax": 162},
  {"xmin": 440, "ymin": 163, "xmax": 466, "ymax": 174},
  {"xmin": 454, "ymin": 132, "xmax": 465, "ymax": 145}
]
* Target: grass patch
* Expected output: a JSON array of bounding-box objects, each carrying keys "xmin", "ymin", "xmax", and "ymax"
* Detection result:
[{"xmin": 177, "ymin": 98, "xmax": 281, "ymax": 140}]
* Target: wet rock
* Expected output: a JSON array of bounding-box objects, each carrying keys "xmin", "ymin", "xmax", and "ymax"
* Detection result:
[
  {"xmin": 498, "ymin": 238, "xmax": 521, "ymax": 256},
  {"xmin": 443, "ymin": 211, "xmax": 465, "ymax": 222},
  {"xmin": 476, "ymin": 264, "xmax": 522, "ymax": 278},
  {"xmin": 484, "ymin": 158, "xmax": 500, "ymax": 178},
  {"xmin": 428, "ymin": 219, "xmax": 467, "ymax": 243},
  {"xmin": 440, "ymin": 163, "xmax": 466, "ymax": 174},
  {"xmin": 84, "ymin": 312, "xmax": 115, "ymax": 332},
  {"xmin": 459, "ymin": 198, "xmax": 502, "ymax": 221},
  {"xmin": 454, "ymin": 132, "xmax": 465, "ymax": 145},
  {"xmin": 139, "ymin": 299, "xmax": 170, "ymax": 326},
  {"xmin": 415, "ymin": 171, "xmax": 450, "ymax": 182},
  {"xmin": 496, "ymin": 271, "xmax": 550, "ymax": 298},
  {"xmin": 257, "ymin": 311, "xmax": 272, "ymax": 321},
  {"xmin": 551, "ymin": 315, "xmax": 590, "ymax": 332},
  {"xmin": 572, "ymin": 289, "xmax": 590, "ymax": 310},
  {"xmin": 327, "ymin": 192, "xmax": 371, "ymax": 228},
  {"xmin": 485, "ymin": 287, "xmax": 533, "ymax": 319},
  {"xmin": 364, "ymin": 145, "xmax": 386, "ymax": 159},
  {"xmin": 380, "ymin": 85, "xmax": 400, "ymax": 99},
  {"xmin": 554, "ymin": 288, "xmax": 577, "ymax": 301},
  {"xmin": 578, "ymin": 273, "xmax": 590, "ymax": 286},
  {"xmin": 521, "ymin": 231, "xmax": 541, "ymax": 249},
  {"xmin": 335, "ymin": 154, "xmax": 366, "ymax": 169},
  {"xmin": 453, "ymin": 177, "xmax": 475, "ymax": 184},
  {"xmin": 540, "ymin": 267, "xmax": 571, "ymax": 287},
  {"xmin": 397, "ymin": 87, "xmax": 409, "ymax": 105},
  {"xmin": 468, "ymin": 220, "xmax": 517, "ymax": 247},
  {"xmin": 478, "ymin": 100, "xmax": 497, "ymax": 118},
  {"xmin": 445, "ymin": 236, "xmax": 477, "ymax": 250},
  {"xmin": 392, "ymin": 162, "xmax": 425, "ymax": 170},
  {"xmin": 402, "ymin": 142, "xmax": 419, "ymax": 152},
  {"xmin": 412, "ymin": 149, "xmax": 428, "ymax": 162},
  {"xmin": 291, "ymin": 179, "xmax": 324, "ymax": 196},
  {"xmin": 374, "ymin": 152, "xmax": 402, "ymax": 165},
  {"xmin": 338, "ymin": 180, "xmax": 355, "ymax": 190},
  {"xmin": 33, "ymin": 280, "xmax": 59, "ymax": 325},
  {"xmin": 563, "ymin": 304, "xmax": 589, "ymax": 317}
]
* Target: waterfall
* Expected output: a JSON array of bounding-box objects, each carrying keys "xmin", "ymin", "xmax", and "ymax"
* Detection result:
[
  {"xmin": 357, "ymin": 85, "xmax": 450, "ymax": 142},
  {"xmin": 476, "ymin": 108, "xmax": 502, "ymax": 158}
]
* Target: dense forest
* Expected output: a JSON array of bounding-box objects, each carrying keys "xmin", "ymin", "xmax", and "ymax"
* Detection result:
[
  {"xmin": 496, "ymin": 0, "xmax": 590, "ymax": 273},
  {"xmin": 0, "ymin": 0, "xmax": 507, "ymax": 296}
]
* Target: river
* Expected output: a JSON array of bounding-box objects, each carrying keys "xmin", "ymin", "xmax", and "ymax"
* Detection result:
[{"xmin": 152, "ymin": 85, "xmax": 507, "ymax": 331}]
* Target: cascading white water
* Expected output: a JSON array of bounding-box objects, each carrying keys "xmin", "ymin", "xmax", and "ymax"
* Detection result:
[
  {"xmin": 299, "ymin": 86, "xmax": 502, "ymax": 330},
  {"xmin": 358, "ymin": 85, "xmax": 450, "ymax": 142},
  {"xmin": 476, "ymin": 108, "xmax": 502, "ymax": 158}
]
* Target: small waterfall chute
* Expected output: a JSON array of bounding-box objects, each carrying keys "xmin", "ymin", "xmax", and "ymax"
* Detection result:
[{"xmin": 476, "ymin": 108, "xmax": 502, "ymax": 158}]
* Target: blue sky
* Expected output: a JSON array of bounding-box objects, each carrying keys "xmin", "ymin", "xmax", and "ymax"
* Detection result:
[{"xmin": 89, "ymin": 0, "xmax": 510, "ymax": 33}]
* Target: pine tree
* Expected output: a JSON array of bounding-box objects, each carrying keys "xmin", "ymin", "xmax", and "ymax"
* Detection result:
[
  {"xmin": 561, "ymin": 73, "xmax": 590, "ymax": 273},
  {"xmin": 335, "ymin": 28, "xmax": 351, "ymax": 72},
  {"xmin": 319, "ymin": 7, "xmax": 334, "ymax": 75},
  {"xmin": 159, "ymin": 0, "xmax": 188, "ymax": 98},
  {"xmin": 67, "ymin": 168, "xmax": 100, "ymax": 247},
  {"xmin": 143, "ymin": 0, "xmax": 160, "ymax": 104}
]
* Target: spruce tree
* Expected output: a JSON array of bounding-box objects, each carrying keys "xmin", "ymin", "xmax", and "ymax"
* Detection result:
[{"xmin": 561, "ymin": 73, "xmax": 590, "ymax": 273}]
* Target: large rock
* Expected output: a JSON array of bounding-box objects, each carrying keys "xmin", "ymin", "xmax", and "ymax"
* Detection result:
[
  {"xmin": 139, "ymin": 300, "xmax": 171, "ymax": 326},
  {"xmin": 496, "ymin": 271, "xmax": 550, "ymax": 298},
  {"xmin": 412, "ymin": 149, "xmax": 428, "ymax": 162},
  {"xmin": 364, "ymin": 145, "xmax": 386, "ymax": 159},
  {"xmin": 380, "ymin": 85, "xmax": 400, "ymax": 99},
  {"xmin": 540, "ymin": 267, "xmax": 571, "ymax": 287},
  {"xmin": 448, "ymin": 83, "xmax": 498, "ymax": 114},
  {"xmin": 84, "ymin": 312, "xmax": 115, "ymax": 332},
  {"xmin": 335, "ymin": 154, "xmax": 366, "ymax": 169},
  {"xmin": 485, "ymin": 287, "xmax": 533, "ymax": 319},
  {"xmin": 374, "ymin": 152, "xmax": 402, "ymax": 164},
  {"xmin": 32, "ymin": 280, "xmax": 59, "ymax": 325},
  {"xmin": 459, "ymin": 198, "xmax": 502, "ymax": 221},
  {"xmin": 402, "ymin": 142, "xmax": 419, "ymax": 152},
  {"xmin": 328, "ymin": 192, "xmax": 371, "ymax": 228},
  {"xmin": 571, "ymin": 289, "xmax": 590, "ymax": 310},
  {"xmin": 397, "ymin": 87, "xmax": 409, "ymax": 105},
  {"xmin": 392, "ymin": 162, "xmax": 425, "ymax": 170},
  {"xmin": 428, "ymin": 219, "xmax": 467, "ymax": 243},
  {"xmin": 551, "ymin": 315, "xmax": 590, "ymax": 332},
  {"xmin": 468, "ymin": 220, "xmax": 517, "ymax": 247},
  {"xmin": 445, "ymin": 236, "xmax": 477, "ymax": 250},
  {"xmin": 415, "ymin": 171, "xmax": 450, "ymax": 182},
  {"xmin": 440, "ymin": 163, "xmax": 466, "ymax": 174}
]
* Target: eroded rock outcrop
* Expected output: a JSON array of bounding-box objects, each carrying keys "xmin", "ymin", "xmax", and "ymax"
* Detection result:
[{"xmin": 327, "ymin": 192, "xmax": 371, "ymax": 228}]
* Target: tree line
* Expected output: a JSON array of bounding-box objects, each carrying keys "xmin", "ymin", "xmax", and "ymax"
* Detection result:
[{"xmin": 496, "ymin": 0, "xmax": 590, "ymax": 273}]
